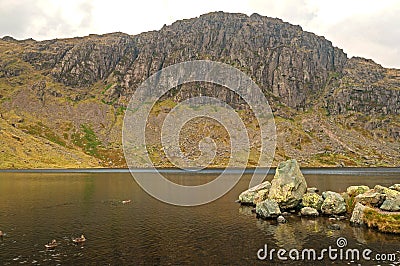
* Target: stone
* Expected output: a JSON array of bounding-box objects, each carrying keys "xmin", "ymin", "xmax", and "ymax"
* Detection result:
[
  {"xmin": 253, "ymin": 189, "xmax": 270, "ymax": 205},
  {"xmin": 255, "ymin": 199, "xmax": 281, "ymax": 219},
  {"xmin": 277, "ymin": 215, "xmax": 287, "ymax": 223},
  {"xmin": 346, "ymin": 185, "xmax": 370, "ymax": 197},
  {"xmin": 268, "ymin": 159, "xmax": 307, "ymax": 209},
  {"xmin": 300, "ymin": 207, "xmax": 319, "ymax": 217},
  {"xmin": 307, "ymin": 187, "xmax": 319, "ymax": 193},
  {"xmin": 350, "ymin": 203, "xmax": 367, "ymax": 225},
  {"xmin": 389, "ymin": 184, "xmax": 400, "ymax": 192},
  {"xmin": 238, "ymin": 181, "xmax": 271, "ymax": 205},
  {"xmin": 321, "ymin": 191, "xmax": 346, "ymax": 215},
  {"xmin": 380, "ymin": 196, "xmax": 400, "ymax": 212},
  {"xmin": 374, "ymin": 185, "xmax": 400, "ymax": 199},
  {"xmin": 302, "ymin": 192, "xmax": 324, "ymax": 211},
  {"xmin": 328, "ymin": 224, "xmax": 341, "ymax": 230},
  {"xmin": 355, "ymin": 189, "xmax": 385, "ymax": 207}
]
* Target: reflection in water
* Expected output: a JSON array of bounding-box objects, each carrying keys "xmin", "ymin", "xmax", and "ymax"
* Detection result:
[
  {"xmin": 238, "ymin": 205, "xmax": 254, "ymax": 216},
  {"xmin": 0, "ymin": 171, "xmax": 399, "ymax": 265},
  {"xmin": 83, "ymin": 177, "xmax": 95, "ymax": 202}
]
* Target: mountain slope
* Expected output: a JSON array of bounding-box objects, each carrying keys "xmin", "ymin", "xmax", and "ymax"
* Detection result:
[{"xmin": 0, "ymin": 12, "xmax": 399, "ymax": 168}]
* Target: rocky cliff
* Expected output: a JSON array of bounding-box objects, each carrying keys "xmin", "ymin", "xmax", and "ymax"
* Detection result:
[{"xmin": 0, "ymin": 12, "xmax": 399, "ymax": 168}]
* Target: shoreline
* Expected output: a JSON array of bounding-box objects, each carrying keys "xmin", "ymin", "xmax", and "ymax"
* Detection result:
[{"xmin": 1, "ymin": 167, "xmax": 400, "ymax": 174}]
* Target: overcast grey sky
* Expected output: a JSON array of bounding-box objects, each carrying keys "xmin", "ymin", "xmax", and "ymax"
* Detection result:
[{"xmin": 0, "ymin": 0, "xmax": 399, "ymax": 68}]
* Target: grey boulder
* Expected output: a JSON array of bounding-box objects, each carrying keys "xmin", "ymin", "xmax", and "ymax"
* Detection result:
[
  {"xmin": 256, "ymin": 199, "xmax": 281, "ymax": 219},
  {"xmin": 268, "ymin": 159, "xmax": 307, "ymax": 209},
  {"xmin": 321, "ymin": 191, "xmax": 346, "ymax": 215},
  {"xmin": 300, "ymin": 207, "xmax": 319, "ymax": 217},
  {"xmin": 238, "ymin": 181, "xmax": 271, "ymax": 205}
]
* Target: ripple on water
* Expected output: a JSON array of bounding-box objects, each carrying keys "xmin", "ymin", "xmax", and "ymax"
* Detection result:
[{"xmin": 0, "ymin": 172, "xmax": 399, "ymax": 265}]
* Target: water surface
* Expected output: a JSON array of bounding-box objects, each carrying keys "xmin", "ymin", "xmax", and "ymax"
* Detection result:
[{"xmin": 0, "ymin": 169, "xmax": 399, "ymax": 265}]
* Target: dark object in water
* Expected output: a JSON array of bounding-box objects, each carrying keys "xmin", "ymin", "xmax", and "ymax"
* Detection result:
[
  {"xmin": 328, "ymin": 224, "xmax": 341, "ymax": 230},
  {"xmin": 277, "ymin": 215, "xmax": 287, "ymax": 223},
  {"xmin": 45, "ymin": 239, "xmax": 58, "ymax": 249},
  {"xmin": 72, "ymin": 234, "xmax": 86, "ymax": 244}
]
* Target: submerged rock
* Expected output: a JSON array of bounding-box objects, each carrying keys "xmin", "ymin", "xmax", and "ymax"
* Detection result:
[
  {"xmin": 380, "ymin": 196, "xmax": 400, "ymax": 212},
  {"xmin": 355, "ymin": 189, "xmax": 385, "ymax": 207},
  {"xmin": 302, "ymin": 192, "xmax": 324, "ymax": 211},
  {"xmin": 346, "ymin": 185, "xmax": 370, "ymax": 197},
  {"xmin": 300, "ymin": 207, "xmax": 319, "ymax": 217},
  {"xmin": 238, "ymin": 181, "xmax": 271, "ymax": 205},
  {"xmin": 277, "ymin": 215, "xmax": 287, "ymax": 223},
  {"xmin": 328, "ymin": 224, "xmax": 341, "ymax": 230},
  {"xmin": 321, "ymin": 191, "xmax": 346, "ymax": 215},
  {"xmin": 268, "ymin": 159, "xmax": 307, "ymax": 209},
  {"xmin": 256, "ymin": 199, "xmax": 281, "ymax": 219}
]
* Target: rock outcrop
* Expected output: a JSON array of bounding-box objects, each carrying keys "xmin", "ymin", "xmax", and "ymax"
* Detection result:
[
  {"xmin": 238, "ymin": 161, "xmax": 400, "ymax": 234},
  {"xmin": 349, "ymin": 183, "xmax": 400, "ymax": 234},
  {"xmin": 0, "ymin": 12, "xmax": 399, "ymax": 168},
  {"xmin": 327, "ymin": 58, "xmax": 400, "ymax": 116}
]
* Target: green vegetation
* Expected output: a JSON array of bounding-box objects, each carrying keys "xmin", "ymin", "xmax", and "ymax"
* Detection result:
[
  {"xmin": 116, "ymin": 106, "xmax": 127, "ymax": 115},
  {"xmin": 20, "ymin": 122, "xmax": 66, "ymax": 147},
  {"xmin": 101, "ymin": 83, "xmax": 113, "ymax": 94},
  {"xmin": 364, "ymin": 208, "xmax": 400, "ymax": 234},
  {"xmin": 72, "ymin": 124, "xmax": 102, "ymax": 156}
]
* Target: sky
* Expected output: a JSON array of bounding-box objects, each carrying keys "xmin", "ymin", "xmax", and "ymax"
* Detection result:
[{"xmin": 0, "ymin": 0, "xmax": 399, "ymax": 68}]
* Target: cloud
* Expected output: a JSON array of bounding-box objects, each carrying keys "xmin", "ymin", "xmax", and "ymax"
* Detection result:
[
  {"xmin": 0, "ymin": 0, "xmax": 95, "ymax": 40},
  {"xmin": 0, "ymin": 1, "xmax": 40, "ymax": 39},
  {"xmin": 325, "ymin": 5, "xmax": 400, "ymax": 68},
  {"xmin": 247, "ymin": 0, "xmax": 318, "ymax": 26}
]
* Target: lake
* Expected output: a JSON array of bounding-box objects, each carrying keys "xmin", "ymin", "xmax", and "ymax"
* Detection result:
[{"xmin": 0, "ymin": 169, "xmax": 399, "ymax": 265}]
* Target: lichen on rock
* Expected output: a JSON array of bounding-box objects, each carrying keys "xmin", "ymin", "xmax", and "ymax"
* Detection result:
[
  {"xmin": 238, "ymin": 181, "xmax": 271, "ymax": 205},
  {"xmin": 321, "ymin": 191, "xmax": 346, "ymax": 215},
  {"xmin": 268, "ymin": 159, "xmax": 307, "ymax": 209},
  {"xmin": 302, "ymin": 192, "xmax": 324, "ymax": 211}
]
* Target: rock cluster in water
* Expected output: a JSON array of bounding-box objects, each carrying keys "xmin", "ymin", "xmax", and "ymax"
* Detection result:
[{"xmin": 237, "ymin": 159, "xmax": 400, "ymax": 234}]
